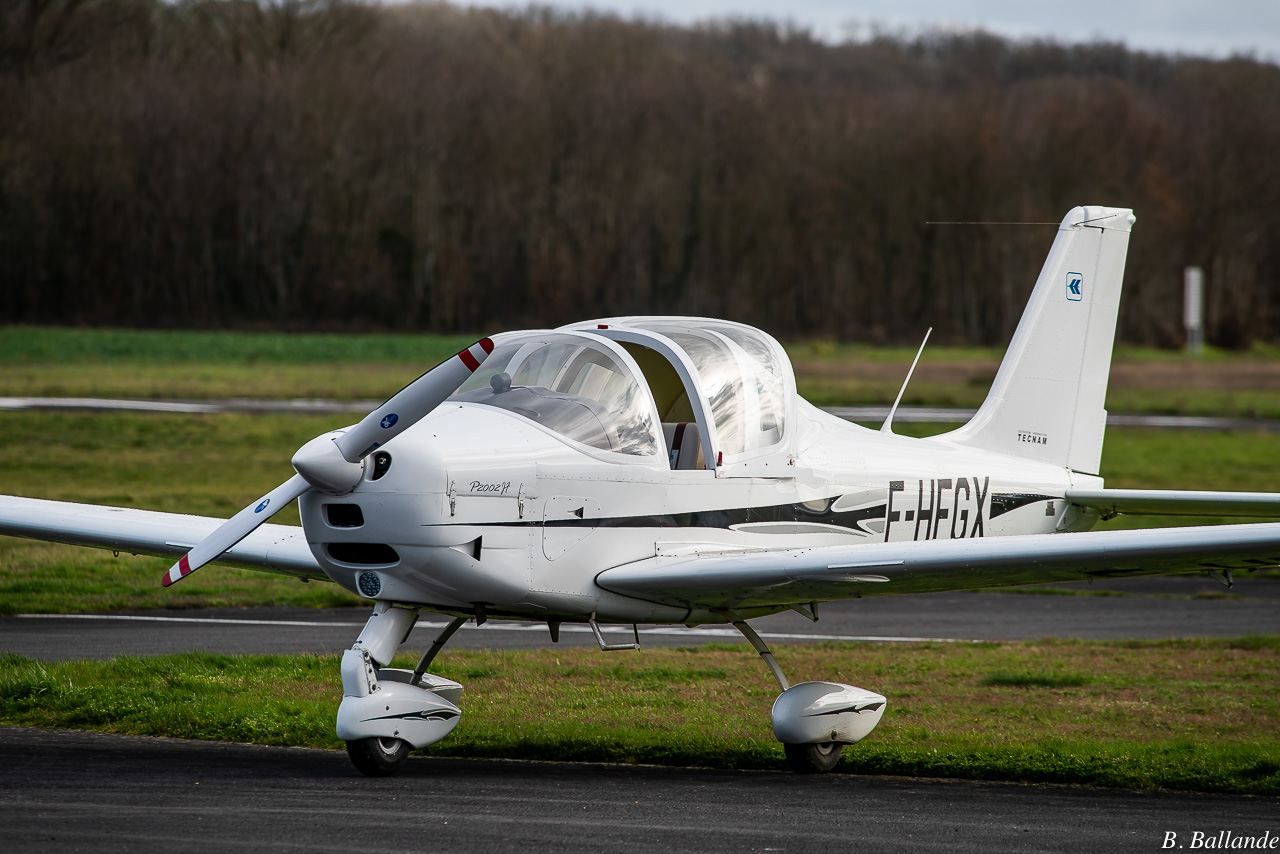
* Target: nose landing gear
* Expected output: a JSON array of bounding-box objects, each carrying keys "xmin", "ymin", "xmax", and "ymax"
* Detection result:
[{"xmin": 336, "ymin": 604, "xmax": 467, "ymax": 776}]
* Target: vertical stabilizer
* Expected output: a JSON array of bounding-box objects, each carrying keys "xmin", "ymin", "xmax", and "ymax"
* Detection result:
[{"xmin": 941, "ymin": 206, "xmax": 1135, "ymax": 475}]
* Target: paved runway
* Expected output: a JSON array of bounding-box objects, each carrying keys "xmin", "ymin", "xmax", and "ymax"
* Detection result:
[
  {"xmin": 2, "ymin": 727, "xmax": 1276, "ymax": 854},
  {"xmin": 4, "ymin": 577, "xmax": 1277, "ymax": 662}
]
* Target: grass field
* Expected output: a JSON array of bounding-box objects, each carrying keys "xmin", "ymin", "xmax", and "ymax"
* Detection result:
[
  {"xmin": 0, "ymin": 326, "xmax": 475, "ymax": 400},
  {"xmin": 0, "ymin": 326, "xmax": 479, "ymax": 364},
  {"xmin": 2, "ymin": 638, "xmax": 1277, "ymax": 793}
]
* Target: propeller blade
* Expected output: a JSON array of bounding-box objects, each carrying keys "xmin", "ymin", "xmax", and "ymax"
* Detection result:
[
  {"xmin": 162, "ymin": 338, "xmax": 493, "ymax": 590},
  {"xmin": 161, "ymin": 473, "xmax": 310, "ymax": 587},
  {"xmin": 332, "ymin": 338, "xmax": 494, "ymax": 463}
]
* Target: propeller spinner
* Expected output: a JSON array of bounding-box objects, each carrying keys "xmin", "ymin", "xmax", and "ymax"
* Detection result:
[{"xmin": 161, "ymin": 338, "xmax": 494, "ymax": 586}]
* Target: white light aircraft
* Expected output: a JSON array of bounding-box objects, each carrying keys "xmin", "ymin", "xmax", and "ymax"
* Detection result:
[{"xmin": 4, "ymin": 205, "xmax": 1280, "ymax": 776}]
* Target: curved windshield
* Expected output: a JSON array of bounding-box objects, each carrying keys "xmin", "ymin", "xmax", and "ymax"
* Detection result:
[
  {"xmin": 450, "ymin": 336, "xmax": 660, "ymax": 456},
  {"xmin": 629, "ymin": 321, "xmax": 787, "ymax": 456}
]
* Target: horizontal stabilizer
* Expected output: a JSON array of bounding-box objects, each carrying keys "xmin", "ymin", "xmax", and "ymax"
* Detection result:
[{"xmin": 1066, "ymin": 489, "xmax": 1280, "ymax": 518}]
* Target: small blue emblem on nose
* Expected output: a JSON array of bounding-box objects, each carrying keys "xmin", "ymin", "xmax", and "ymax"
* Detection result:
[
  {"xmin": 255, "ymin": 499, "xmax": 271, "ymax": 513},
  {"xmin": 381, "ymin": 413, "xmax": 399, "ymax": 429}
]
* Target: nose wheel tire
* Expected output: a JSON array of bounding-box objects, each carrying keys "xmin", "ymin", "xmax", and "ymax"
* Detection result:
[
  {"xmin": 784, "ymin": 741, "xmax": 843, "ymax": 774},
  {"xmin": 346, "ymin": 737, "xmax": 411, "ymax": 776}
]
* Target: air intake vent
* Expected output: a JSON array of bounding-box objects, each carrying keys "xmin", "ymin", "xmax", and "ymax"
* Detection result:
[
  {"xmin": 326, "ymin": 504, "xmax": 364, "ymax": 527},
  {"xmin": 326, "ymin": 543, "xmax": 399, "ymax": 565}
]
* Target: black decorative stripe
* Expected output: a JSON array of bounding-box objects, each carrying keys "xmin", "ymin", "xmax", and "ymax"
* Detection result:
[
  {"xmin": 989, "ymin": 493, "xmax": 1054, "ymax": 519},
  {"xmin": 439, "ymin": 496, "xmax": 888, "ymax": 533},
  {"xmin": 541, "ymin": 498, "xmax": 888, "ymax": 534},
  {"xmin": 805, "ymin": 701, "xmax": 885, "ymax": 717},
  {"xmin": 361, "ymin": 709, "xmax": 460, "ymax": 724}
]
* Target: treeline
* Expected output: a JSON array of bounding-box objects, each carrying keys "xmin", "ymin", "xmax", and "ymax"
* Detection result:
[{"xmin": 2, "ymin": 0, "xmax": 1278, "ymax": 346}]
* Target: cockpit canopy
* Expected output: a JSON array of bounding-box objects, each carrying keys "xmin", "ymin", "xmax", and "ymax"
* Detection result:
[
  {"xmin": 446, "ymin": 318, "xmax": 797, "ymax": 469},
  {"xmin": 450, "ymin": 333, "xmax": 661, "ymax": 457}
]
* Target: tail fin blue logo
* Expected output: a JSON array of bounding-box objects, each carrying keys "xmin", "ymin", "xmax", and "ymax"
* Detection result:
[{"xmin": 1066, "ymin": 272, "xmax": 1083, "ymax": 301}]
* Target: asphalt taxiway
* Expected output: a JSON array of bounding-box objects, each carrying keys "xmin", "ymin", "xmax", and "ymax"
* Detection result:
[{"xmin": 2, "ymin": 727, "xmax": 1276, "ymax": 854}]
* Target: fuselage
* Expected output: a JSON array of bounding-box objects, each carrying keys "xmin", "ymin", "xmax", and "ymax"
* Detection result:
[{"xmin": 298, "ymin": 319, "xmax": 1102, "ymax": 625}]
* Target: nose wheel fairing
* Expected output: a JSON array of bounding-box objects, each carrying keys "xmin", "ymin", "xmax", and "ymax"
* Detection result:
[{"xmin": 336, "ymin": 648, "xmax": 462, "ymax": 750}]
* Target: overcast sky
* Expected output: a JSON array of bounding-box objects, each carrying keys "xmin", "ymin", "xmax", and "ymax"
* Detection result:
[{"xmin": 457, "ymin": 0, "xmax": 1280, "ymax": 60}]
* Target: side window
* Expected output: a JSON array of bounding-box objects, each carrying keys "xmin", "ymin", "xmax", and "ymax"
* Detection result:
[
  {"xmin": 620, "ymin": 320, "xmax": 791, "ymax": 460},
  {"xmin": 665, "ymin": 330, "xmax": 784, "ymax": 456}
]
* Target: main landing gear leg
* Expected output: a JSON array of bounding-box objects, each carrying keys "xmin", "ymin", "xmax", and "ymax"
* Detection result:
[
  {"xmin": 730, "ymin": 618, "xmax": 790, "ymax": 691},
  {"xmin": 337, "ymin": 603, "xmax": 465, "ymax": 777},
  {"xmin": 730, "ymin": 618, "xmax": 841, "ymax": 772},
  {"xmin": 728, "ymin": 615, "xmax": 888, "ymax": 775}
]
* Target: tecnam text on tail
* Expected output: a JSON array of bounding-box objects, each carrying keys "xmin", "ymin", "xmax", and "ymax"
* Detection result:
[{"xmin": 5, "ymin": 205, "xmax": 1280, "ymax": 775}]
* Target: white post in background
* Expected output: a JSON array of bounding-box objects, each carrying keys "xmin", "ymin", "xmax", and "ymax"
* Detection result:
[{"xmin": 1184, "ymin": 266, "xmax": 1204, "ymax": 357}]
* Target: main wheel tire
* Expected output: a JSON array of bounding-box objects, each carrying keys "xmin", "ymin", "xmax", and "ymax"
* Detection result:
[
  {"xmin": 784, "ymin": 741, "xmax": 843, "ymax": 774},
  {"xmin": 346, "ymin": 737, "xmax": 411, "ymax": 777}
]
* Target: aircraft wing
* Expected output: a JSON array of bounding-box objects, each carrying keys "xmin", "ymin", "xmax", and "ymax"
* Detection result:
[
  {"xmin": 594, "ymin": 522, "xmax": 1280, "ymax": 611},
  {"xmin": 1065, "ymin": 489, "xmax": 1280, "ymax": 518},
  {"xmin": 0, "ymin": 495, "xmax": 325, "ymax": 580}
]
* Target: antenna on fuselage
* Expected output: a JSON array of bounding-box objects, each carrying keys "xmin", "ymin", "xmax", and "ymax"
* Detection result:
[{"xmin": 881, "ymin": 327, "xmax": 932, "ymax": 435}]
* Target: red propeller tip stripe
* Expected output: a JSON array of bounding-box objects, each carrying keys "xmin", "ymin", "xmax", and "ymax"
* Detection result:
[
  {"xmin": 458, "ymin": 339, "xmax": 494, "ymax": 372},
  {"xmin": 162, "ymin": 554, "xmax": 192, "ymax": 587}
]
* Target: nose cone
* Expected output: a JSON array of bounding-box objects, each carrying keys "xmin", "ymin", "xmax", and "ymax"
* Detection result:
[{"xmin": 292, "ymin": 432, "xmax": 365, "ymax": 494}]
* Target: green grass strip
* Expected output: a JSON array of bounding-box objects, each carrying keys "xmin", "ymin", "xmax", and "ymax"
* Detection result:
[
  {"xmin": 2, "ymin": 639, "xmax": 1277, "ymax": 793},
  {"xmin": 0, "ymin": 326, "xmax": 478, "ymax": 365}
]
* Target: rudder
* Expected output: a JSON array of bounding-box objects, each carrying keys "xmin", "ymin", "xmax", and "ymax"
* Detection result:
[{"xmin": 941, "ymin": 205, "xmax": 1135, "ymax": 476}]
